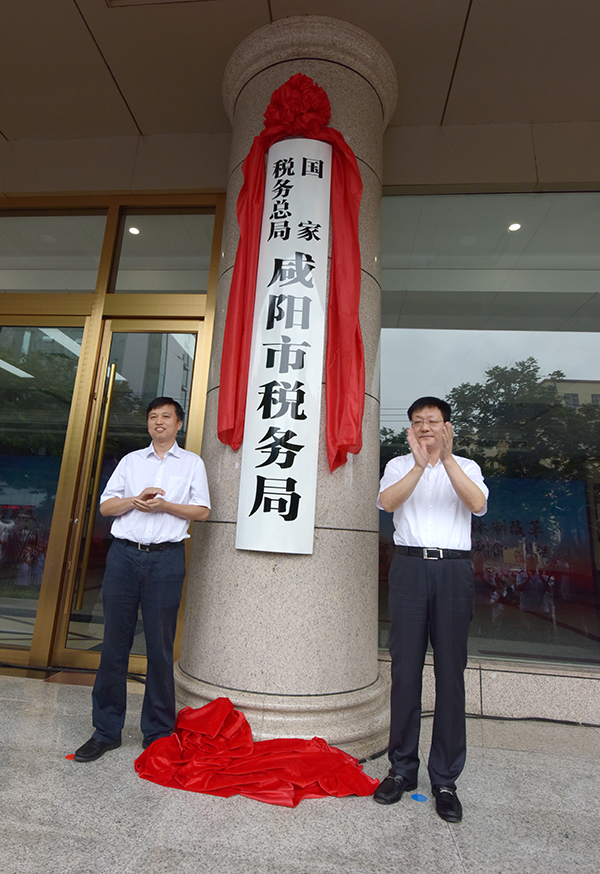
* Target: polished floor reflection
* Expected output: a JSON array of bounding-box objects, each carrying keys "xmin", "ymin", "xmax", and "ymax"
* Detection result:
[
  {"xmin": 1, "ymin": 671, "xmax": 599, "ymax": 874},
  {"xmin": 379, "ymin": 576, "xmax": 600, "ymax": 665},
  {"xmin": 0, "ymin": 593, "xmax": 146, "ymax": 654}
]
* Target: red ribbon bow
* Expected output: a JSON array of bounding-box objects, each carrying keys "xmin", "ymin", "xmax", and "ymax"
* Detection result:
[{"xmin": 217, "ymin": 73, "xmax": 364, "ymax": 472}]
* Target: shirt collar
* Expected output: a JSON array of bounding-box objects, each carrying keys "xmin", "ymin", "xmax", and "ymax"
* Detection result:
[{"xmin": 143, "ymin": 440, "xmax": 182, "ymax": 460}]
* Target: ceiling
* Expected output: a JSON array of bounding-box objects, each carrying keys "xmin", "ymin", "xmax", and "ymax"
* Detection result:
[
  {"xmin": 380, "ymin": 191, "xmax": 600, "ymax": 333},
  {"xmin": 1, "ymin": 0, "xmax": 599, "ymax": 142}
]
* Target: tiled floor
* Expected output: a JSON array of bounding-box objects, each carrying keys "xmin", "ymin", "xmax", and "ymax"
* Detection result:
[{"xmin": 1, "ymin": 671, "xmax": 599, "ymax": 874}]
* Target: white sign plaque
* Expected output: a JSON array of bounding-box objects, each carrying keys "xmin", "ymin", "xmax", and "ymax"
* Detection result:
[{"xmin": 236, "ymin": 137, "xmax": 332, "ymax": 554}]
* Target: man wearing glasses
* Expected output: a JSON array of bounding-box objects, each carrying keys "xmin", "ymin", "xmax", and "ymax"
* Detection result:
[{"xmin": 374, "ymin": 396, "xmax": 488, "ymax": 821}]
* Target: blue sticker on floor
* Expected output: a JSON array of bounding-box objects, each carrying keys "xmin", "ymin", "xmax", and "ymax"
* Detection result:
[{"xmin": 411, "ymin": 793, "xmax": 427, "ymax": 802}]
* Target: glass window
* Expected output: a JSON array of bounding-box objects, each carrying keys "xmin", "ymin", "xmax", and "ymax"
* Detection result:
[
  {"xmin": 380, "ymin": 193, "xmax": 600, "ymax": 667},
  {"xmin": 0, "ymin": 325, "xmax": 84, "ymax": 648},
  {"xmin": 0, "ymin": 213, "xmax": 106, "ymax": 292},
  {"xmin": 114, "ymin": 211, "xmax": 214, "ymax": 294}
]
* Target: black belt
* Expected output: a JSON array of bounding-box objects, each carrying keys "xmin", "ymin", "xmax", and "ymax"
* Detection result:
[
  {"xmin": 395, "ymin": 545, "xmax": 470, "ymax": 560},
  {"xmin": 117, "ymin": 538, "xmax": 182, "ymax": 553}
]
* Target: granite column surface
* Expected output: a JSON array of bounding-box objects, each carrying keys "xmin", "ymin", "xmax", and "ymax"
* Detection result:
[{"xmin": 176, "ymin": 16, "xmax": 397, "ymax": 757}]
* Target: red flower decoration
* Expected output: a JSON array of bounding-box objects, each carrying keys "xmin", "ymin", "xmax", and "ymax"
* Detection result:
[{"xmin": 263, "ymin": 73, "xmax": 331, "ymax": 138}]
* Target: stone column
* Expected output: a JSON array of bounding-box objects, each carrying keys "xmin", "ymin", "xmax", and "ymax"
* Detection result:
[{"xmin": 175, "ymin": 16, "xmax": 397, "ymax": 758}]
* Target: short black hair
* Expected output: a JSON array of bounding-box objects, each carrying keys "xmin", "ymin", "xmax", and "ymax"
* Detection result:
[
  {"xmin": 146, "ymin": 396, "xmax": 184, "ymax": 422},
  {"xmin": 407, "ymin": 396, "xmax": 451, "ymax": 422}
]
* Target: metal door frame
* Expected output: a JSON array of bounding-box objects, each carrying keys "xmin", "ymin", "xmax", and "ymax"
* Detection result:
[
  {"xmin": 50, "ymin": 318, "xmax": 205, "ymax": 673},
  {"xmin": 0, "ymin": 194, "xmax": 223, "ymax": 672}
]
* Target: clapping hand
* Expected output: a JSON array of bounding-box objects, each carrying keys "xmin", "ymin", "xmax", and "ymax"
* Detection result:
[
  {"xmin": 407, "ymin": 426, "xmax": 430, "ymax": 469},
  {"xmin": 440, "ymin": 421, "xmax": 454, "ymax": 461}
]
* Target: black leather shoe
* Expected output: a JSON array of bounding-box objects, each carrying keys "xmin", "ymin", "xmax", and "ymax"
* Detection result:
[
  {"xmin": 74, "ymin": 736, "xmax": 121, "ymax": 762},
  {"xmin": 433, "ymin": 785, "xmax": 463, "ymax": 822},
  {"xmin": 373, "ymin": 772, "xmax": 418, "ymax": 805}
]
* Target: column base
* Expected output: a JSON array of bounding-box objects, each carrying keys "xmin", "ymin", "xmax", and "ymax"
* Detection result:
[{"xmin": 174, "ymin": 662, "xmax": 390, "ymax": 760}]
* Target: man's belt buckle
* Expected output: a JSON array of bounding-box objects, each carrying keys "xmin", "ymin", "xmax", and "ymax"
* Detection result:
[
  {"xmin": 423, "ymin": 547, "xmax": 442, "ymax": 560},
  {"xmin": 137, "ymin": 542, "xmax": 152, "ymax": 552}
]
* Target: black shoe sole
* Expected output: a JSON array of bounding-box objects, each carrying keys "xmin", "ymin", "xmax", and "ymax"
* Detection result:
[
  {"xmin": 373, "ymin": 782, "xmax": 418, "ymax": 805},
  {"xmin": 73, "ymin": 741, "xmax": 121, "ymax": 762},
  {"xmin": 436, "ymin": 807, "xmax": 463, "ymax": 822}
]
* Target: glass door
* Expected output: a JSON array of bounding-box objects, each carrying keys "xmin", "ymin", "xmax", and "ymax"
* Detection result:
[
  {"xmin": 52, "ymin": 320, "xmax": 203, "ymax": 671},
  {"xmin": 0, "ymin": 324, "xmax": 85, "ymax": 652}
]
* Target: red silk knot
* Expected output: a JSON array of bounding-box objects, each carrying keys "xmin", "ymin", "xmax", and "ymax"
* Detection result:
[
  {"xmin": 262, "ymin": 72, "xmax": 331, "ymax": 138},
  {"xmin": 217, "ymin": 73, "xmax": 364, "ymax": 472},
  {"xmin": 135, "ymin": 697, "xmax": 378, "ymax": 807}
]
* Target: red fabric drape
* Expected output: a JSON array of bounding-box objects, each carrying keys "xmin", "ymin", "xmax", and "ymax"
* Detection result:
[
  {"xmin": 217, "ymin": 73, "xmax": 364, "ymax": 472},
  {"xmin": 135, "ymin": 697, "xmax": 378, "ymax": 807}
]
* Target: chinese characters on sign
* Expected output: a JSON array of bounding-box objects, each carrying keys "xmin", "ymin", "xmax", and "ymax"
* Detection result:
[{"xmin": 236, "ymin": 138, "xmax": 332, "ymax": 553}]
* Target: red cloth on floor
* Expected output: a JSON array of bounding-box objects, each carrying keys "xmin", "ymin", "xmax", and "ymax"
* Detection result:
[{"xmin": 135, "ymin": 697, "xmax": 378, "ymax": 807}]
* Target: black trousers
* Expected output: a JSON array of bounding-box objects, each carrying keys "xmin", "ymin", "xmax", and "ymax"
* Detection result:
[
  {"xmin": 387, "ymin": 552, "xmax": 474, "ymax": 788},
  {"xmin": 91, "ymin": 538, "xmax": 186, "ymax": 744}
]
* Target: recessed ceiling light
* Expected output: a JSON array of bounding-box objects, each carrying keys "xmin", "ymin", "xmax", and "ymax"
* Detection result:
[
  {"xmin": 508, "ymin": 223, "xmax": 521, "ymax": 232},
  {"xmin": 128, "ymin": 227, "xmax": 140, "ymax": 235}
]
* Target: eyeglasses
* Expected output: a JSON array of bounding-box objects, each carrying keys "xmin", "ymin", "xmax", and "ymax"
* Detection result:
[{"xmin": 411, "ymin": 418, "xmax": 444, "ymax": 427}]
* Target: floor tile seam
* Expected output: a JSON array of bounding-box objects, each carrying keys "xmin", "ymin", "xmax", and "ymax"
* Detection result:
[
  {"xmin": 358, "ymin": 759, "xmax": 424, "ymax": 842},
  {"xmin": 119, "ymin": 846, "xmax": 146, "ymax": 874},
  {"xmin": 0, "ymin": 676, "xmax": 89, "ymax": 693},
  {"xmin": 118, "ymin": 777, "xmax": 178, "ymax": 852},
  {"xmin": 446, "ymin": 823, "xmax": 469, "ymax": 873},
  {"xmin": 473, "ymin": 744, "xmax": 600, "ymax": 758},
  {"xmin": 108, "ymin": 811, "xmax": 165, "ymax": 874},
  {"xmin": 468, "ymin": 744, "xmax": 600, "ymax": 762},
  {"xmin": 66, "ymin": 842, "xmax": 142, "ymax": 874},
  {"xmin": 398, "ymin": 737, "xmax": 482, "ymax": 845},
  {"xmin": 469, "ymin": 723, "xmax": 600, "ymax": 740}
]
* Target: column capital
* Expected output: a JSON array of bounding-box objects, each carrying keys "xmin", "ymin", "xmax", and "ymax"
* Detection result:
[{"xmin": 223, "ymin": 15, "xmax": 398, "ymax": 128}]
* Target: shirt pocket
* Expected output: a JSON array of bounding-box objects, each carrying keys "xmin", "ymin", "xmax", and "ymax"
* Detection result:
[{"xmin": 164, "ymin": 475, "xmax": 189, "ymax": 503}]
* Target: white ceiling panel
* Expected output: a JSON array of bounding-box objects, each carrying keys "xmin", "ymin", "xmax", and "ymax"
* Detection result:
[
  {"xmin": 273, "ymin": 0, "xmax": 471, "ymax": 126},
  {"xmin": 0, "ymin": 0, "xmax": 139, "ymax": 139},
  {"xmin": 75, "ymin": 0, "xmax": 271, "ymax": 135},
  {"xmin": 0, "ymin": 0, "xmax": 598, "ymax": 142},
  {"xmin": 445, "ymin": 0, "xmax": 600, "ymax": 125}
]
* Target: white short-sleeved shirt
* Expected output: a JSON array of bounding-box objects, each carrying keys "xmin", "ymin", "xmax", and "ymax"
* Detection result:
[
  {"xmin": 377, "ymin": 454, "xmax": 488, "ymax": 551},
  {"xmin": 100, "ymin": 441, "xmax": 210, "ymax": 544}
]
